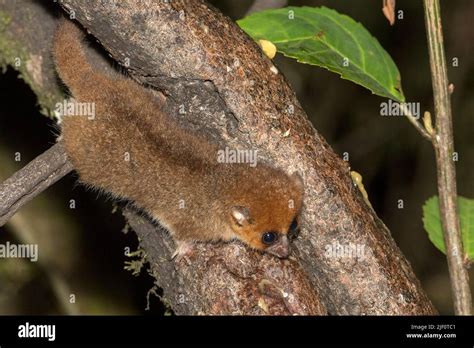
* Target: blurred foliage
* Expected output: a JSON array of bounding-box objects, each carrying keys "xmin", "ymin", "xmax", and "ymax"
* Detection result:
[{"xmin": 423, "ymin": 196, "xmax": 474, "ymax": 259}]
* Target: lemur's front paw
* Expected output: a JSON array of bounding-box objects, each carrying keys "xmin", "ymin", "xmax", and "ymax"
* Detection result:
[{"xmin": 171, "ymin": 241, "xmax": 195, "ymax": 264}]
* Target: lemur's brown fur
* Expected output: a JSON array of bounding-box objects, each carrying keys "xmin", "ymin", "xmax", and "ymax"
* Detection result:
[{"xmin": 53, "ymin": 18, "xmax": 304, "ymax": 258}]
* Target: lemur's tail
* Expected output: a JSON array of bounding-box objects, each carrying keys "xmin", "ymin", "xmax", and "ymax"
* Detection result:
[{"xmin": 53, "ymin": 18, "xmax": 95, "ymax": 96}]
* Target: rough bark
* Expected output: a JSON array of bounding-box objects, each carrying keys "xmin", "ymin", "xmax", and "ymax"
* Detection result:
[{"xmin": 0, "ymin": 0, "xmax": 436, "ymax": 314}]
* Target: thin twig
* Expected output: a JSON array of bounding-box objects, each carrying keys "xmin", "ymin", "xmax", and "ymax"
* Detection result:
[
  {"xmin": 0, "ymin": 143, "xmax": 73, "ymax": 227},
  {"xmin": 246, "ymin": 0, "xmax": 288, "ymax": 16},
  {"xmin": 5, "ymin": 213, "xmax": 80, "ymax": 314},
  {"xmin": 423, "ymin": 0, "xmax": 472, "ymax": 315}
]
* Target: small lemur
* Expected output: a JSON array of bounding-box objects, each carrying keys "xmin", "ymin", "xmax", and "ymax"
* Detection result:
[{"xmin": 52, "ymin": 18, "xmax": 304, "ymax": 259}]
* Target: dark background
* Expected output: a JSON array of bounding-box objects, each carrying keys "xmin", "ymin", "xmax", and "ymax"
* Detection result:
[{"xmin": 0, "ymin": 0, "xmax": 472, "ymax": 314}]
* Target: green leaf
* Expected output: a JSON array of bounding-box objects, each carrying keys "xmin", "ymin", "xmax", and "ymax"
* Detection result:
[
  {"xmin": 238, "ymin": 6, "xmax": 405, "ymax": 102},
  {"xmin": 422, "ymin": 196, "xmax": 474, "ymax": 260}
]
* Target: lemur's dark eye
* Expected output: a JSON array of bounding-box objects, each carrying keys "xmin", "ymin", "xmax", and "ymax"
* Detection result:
[
  {"xmin": 262, "ymin": 231, "xmax": 278, "ymax": 245},
  {"xmin": 288, "ymin": 218, "xmax": 299, "ymax": 240}
]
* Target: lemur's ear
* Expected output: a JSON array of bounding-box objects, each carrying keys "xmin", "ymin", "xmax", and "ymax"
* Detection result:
[
  {"xmin": 290, "ymin": 172, "xmax": 304, "ymax": 192},
  {"xmin": 230, "ymin": 206, "xmax": 253, "ymax": 226}
]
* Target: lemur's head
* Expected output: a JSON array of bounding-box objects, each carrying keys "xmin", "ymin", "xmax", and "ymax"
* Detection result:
[{"xmin": 227, "ymin": 167, "xmax": 304, "ymax": 258}]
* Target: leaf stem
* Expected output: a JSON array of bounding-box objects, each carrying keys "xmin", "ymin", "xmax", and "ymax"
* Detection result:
[{"xmin": 399, "ymin": 103, "xmax": 432, "ymax": 141}]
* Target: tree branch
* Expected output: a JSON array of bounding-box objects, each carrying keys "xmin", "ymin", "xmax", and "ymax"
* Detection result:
[
  {"xmin": 0, "ymin": 143, "xmax": 73, "ymax": 227},
  {"xmin": 55, "ymin": 0, "xmax": 436, "ymax": 314},
  {"xmin": 0, "ymin": 0, "xmax": 437, "ymax": 314},
  {"xmin": 423, "ymin": 0, "xmax": 472, "ymax": 315}
]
